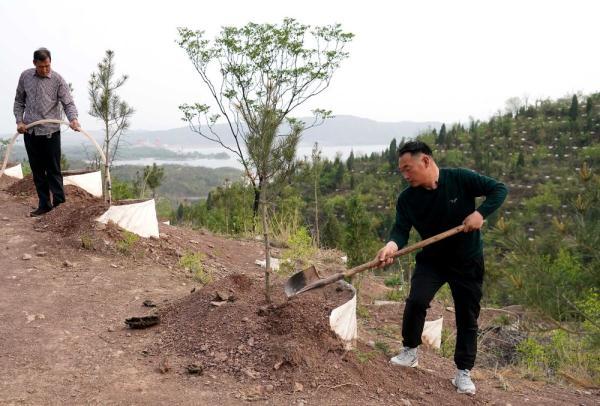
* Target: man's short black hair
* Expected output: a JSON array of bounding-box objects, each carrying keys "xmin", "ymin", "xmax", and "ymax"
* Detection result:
[
  {"xmin": 33, "ymin": 48, "xmax": 51, "ymax": 62},
  {"xmin": 398, "ymin": 141, "xmax": 433, "ymax": 157}
]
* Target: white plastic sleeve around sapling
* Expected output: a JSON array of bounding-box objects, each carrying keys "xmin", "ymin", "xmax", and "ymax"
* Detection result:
[{"xmin": 96, "ymin": 199, "xmax": 160, "ymax": 238}]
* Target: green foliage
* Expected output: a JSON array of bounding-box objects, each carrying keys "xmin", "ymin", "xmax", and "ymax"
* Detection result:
[
  {"xmin": 111, "ymin": 179, "xmax": 136, "ymax": 200},
  {"xmin": 117, "ymin": 231, "xmax": 139, "ymax": 255},
  {"xmin": 343, "ymin": 194, "xmax": 379, "ymax": 266},
  {"xmin": 88, "ymin": 49, "xmax": 134, "ymax": 197},
  {"xmin": 439, "ymin": 328, "xmax": 456, "ymax": 359},
  {"xmin": 386, "ymin": 289, "xmax": 405, "ymax": 302},
  {"xmin": 517, "ymin": 331, "xmax": 599, "ymax": 384},
  {"xmin": 280, "ymin": 226, "xmax": 315, "ymax": 274},
  {"xmin": 355, "ymin": 349, "xmax": 376, "ymax": 363},
  {"xmin": 80, "ymin": 234, "xmax": 94, "ymax": 250},
  {"xmin": 384, "ymin": 273, "xmax": 403, "ymax": 287},
  {"xmin": 140, "ymin": 163, "xmax": 165, "ymax": 198},
  {"xmin": 60, "ymin": 153, "xmax": 70, "ymax": 170},
  {"xmin": 357, "ymin": 304, "xmax": 370, "ymax": 319},
  {"xmin": 179, "ymin": 252, "xmax": 211, "ymax": 284},
  {"xmin": 374, "ymin": 341, "xmax": 392, "ymax": 356}
]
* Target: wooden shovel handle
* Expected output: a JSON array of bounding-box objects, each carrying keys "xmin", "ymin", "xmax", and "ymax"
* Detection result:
[{"xmin": 343, "ymin": 225, "xmax": 466, "ymax": 278}]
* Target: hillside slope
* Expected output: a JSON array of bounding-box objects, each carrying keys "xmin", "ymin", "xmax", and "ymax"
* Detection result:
[{"xmin": 0, "ymin": 179, "xmax": 597, "ymax": 404}]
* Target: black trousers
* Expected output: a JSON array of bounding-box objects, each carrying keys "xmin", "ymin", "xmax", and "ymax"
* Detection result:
[
  {"xmin": 402, "ymin": 256, "xmax": 484, "ymax": 370},
  {"xmin": 23, "ymin": 131, "xmax": 65, "ymax": 209}
]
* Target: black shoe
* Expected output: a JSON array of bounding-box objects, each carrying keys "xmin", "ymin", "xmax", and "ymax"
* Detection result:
[{"xmin": 30, "ymin": 207, "xmax": 52, "ymax": 217}]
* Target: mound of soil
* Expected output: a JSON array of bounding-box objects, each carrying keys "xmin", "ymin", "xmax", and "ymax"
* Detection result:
[
  {"xmin": 149, "ymin": 274, "xmax": 466, "ymax": 403},
  {"xmin": 34, "ymin": 197, "xmax": 108, "ymax": 236},
  {"xmin": 155, "ymin": 275, "xmax": 352, "ymax": 381},
  {"xmin": 4, "ymin": 174, "xmax": 36, "ymax": 196}
]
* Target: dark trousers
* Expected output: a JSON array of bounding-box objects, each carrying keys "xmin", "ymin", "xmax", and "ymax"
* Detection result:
[
  {"xmin": 23, "ymin": 131, "xmax": 65, "ymax": 209},
  {"xmin": 402, "ymin": 256, "xmax": 484, "ymax": 370}
]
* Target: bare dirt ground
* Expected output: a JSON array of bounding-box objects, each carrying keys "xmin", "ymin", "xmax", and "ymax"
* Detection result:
[{"xmin": 0, "ymin": 178, "xmax": 598, "ymax": 405}]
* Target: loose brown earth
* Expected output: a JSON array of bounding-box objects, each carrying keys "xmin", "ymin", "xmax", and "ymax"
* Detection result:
[{"xmin": 0, "ymin": 176, "xmax": 597, "ymax": 405}]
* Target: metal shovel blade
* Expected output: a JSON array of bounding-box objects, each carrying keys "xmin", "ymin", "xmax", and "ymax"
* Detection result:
[{"xmin": 284, "ymin": 265, "xmax": 322, "ymax": 298}]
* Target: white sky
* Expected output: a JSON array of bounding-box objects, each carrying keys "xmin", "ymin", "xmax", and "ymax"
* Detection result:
[{"xmin": 1, "ymin": 0, "xmax": 598, "ymax": 134}]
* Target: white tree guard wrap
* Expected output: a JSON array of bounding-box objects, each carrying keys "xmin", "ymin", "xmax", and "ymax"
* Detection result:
[
  {"xmin": 422, "ymin": 317, "xmax": 443, "ymax": 349},
  {"xmin": 96, "ymin": 199, "xmax": 159, "ymax": 238},
  {"xmin": 63, "ymin": 171, "xmax": 103, "ymax": 197},
  {"xmin": 4, "ymin": 164, "xmax": 23, "ymax": 179},
  {"xmin": 254, "ymin": 257, "xmax": 281, "ymax": 271},
  {"xmin": 329, "ymin": 280, "xmax": 357, "ymax": 349}
]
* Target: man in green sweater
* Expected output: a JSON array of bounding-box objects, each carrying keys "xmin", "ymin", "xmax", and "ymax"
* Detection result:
[{"xmin": 376, "ymin": 141, "xmax": 507, "ymax": 395}]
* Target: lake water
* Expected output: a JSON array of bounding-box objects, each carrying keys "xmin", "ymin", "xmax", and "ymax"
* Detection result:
[{"xmin": 113, "ymin": 144, "xmax": 389, "ymax": 169}]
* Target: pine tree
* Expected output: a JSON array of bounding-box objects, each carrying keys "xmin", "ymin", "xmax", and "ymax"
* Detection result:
[
  {"xmin": 569, "ymin": 95, "xmax": 579, "ymax": 121},
  {"xmin": 437, "ymin": 123, "xmax": 447, "ymax": 146},
  {"xmin": 347, "ymin": 150, "xmax": 355, "ymax": 171},
  {"xmin": 388, "ymin": 138, "xmax": 397, "ymax": 169}
]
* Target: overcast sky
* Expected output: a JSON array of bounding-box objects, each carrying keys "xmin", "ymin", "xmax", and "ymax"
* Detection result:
[{"xmin": 1, "ymin": 0, "xmax": 598, "ymax": 134}]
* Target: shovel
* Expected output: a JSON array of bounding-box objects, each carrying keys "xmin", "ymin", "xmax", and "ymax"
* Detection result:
[{"xmin": 284, "ymin": 225, "xmax": 465, "ymax": 298}]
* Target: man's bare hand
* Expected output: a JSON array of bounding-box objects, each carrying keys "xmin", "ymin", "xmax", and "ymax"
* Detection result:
[
  {"xmin": 69, "ymin": 119, "xmax": 81, "ymax": 132},
  {"xmin": 16, "ymin": 122, "xmax": 26, "ymax": 134},
  {"xmin": 463, "ymin": 211, "xmax": 484, "ymax": 232},
  {"xmin": 375, "ymin": 241, "xmax": 399, "ymax": 268}
]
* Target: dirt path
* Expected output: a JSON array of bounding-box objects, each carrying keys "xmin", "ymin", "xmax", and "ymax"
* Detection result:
[{"xmin": 0, "ymin": 188, "xmax": 597, "ymax": 405}]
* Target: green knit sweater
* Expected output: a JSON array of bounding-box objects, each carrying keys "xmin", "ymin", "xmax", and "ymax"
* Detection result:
[{"xmin": 388, "ymin": 168, "xmax": 508, "ymax": 264}]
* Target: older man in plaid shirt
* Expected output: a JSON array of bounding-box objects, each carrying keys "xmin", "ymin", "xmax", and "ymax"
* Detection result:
[{"xmin": 14, "ymin": 48, "xmax": 80, "ymax": 216}]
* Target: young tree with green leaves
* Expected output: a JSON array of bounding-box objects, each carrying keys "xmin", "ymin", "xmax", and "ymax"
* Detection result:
[
  {"xmin": 142, "ymin": 163, "xmax": 165, "ymax": 198},
  {"xmin": 88, "ymin": 50, "xmax": 135, "ymax": 201},
  {"xmin": 177, "ymin": 18, "xmax": 353, "ymax": 301}
]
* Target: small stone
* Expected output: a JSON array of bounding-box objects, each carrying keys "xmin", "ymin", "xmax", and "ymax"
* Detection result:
[
  {"xmin": 400, "ymin": 399, "xmax": 412, "ymax": 406},
  {"xmin": 243, "ymin": 368, "xmax": 260, "ymax": 379},
  {"xmin": 265, "ymin": 384, "xmax": 274, "ymax": 393},
  {"xmin": 214, "ymin": 352, "xmax": 228, "ymax": 362},
  {"xmin": 247, "ymin": 337, "xmax": 255, "ymax": 347},
  {"xmin": 445, "ymin": 306, "xmax": 455, "ymax": 312},
  {"xmin": 187, "ymin": 363, "xmax": 203, "ymax": 375},
  {"xmin": 110, "ymin": 264, "xmax": 118, "ymax": 268},
  {"xmin": 22, "ymin": 254, "xmax": 32, "ymax": 260},
  {"xmin": 36, "ymin": 251, "xmax": 47, "ymax": 257},
  {"xmin": 126, "ymin": 333, "xmax": 131, "ymax": 337},
  {"xmin": 158, "ymin": 358, "xmax": 170, "ymax": 374},
  {"xmin": 143, "ymin": 300, "xmax": 156, "ymax": 308},
  {"xmin": 208, "ymin": 243, "xmax": 215, "ymax": 248},
  {"xmin": 2, "ymin": 217, "xmax": 9, "ymax": 221},
  {"xmin": 377, "ymin": 387, "xmax": 383, "ymax": 394},
  {"xmin": 63, "ymin": 260, "xmax": 74, "ymax": 268},
  {"xmin": 273, "ymin": 361, "xmax": 283, "ymax": 370},
  {"xmin": 294, "ymin": 382, "xmax": 304, "ymax": 392},
  {"xmin": 215, "ymin": 291, "xmax": 230, "ymax": 302},
  {"xmin": 107, "ymin": 327, "xmax": 115, "ymax": 332},
  {"xmin": 242, "ymin": 317, "xmax": 249, "ymax": 322},
  {"xmin": 210, "ymin": 301, "xmax": 226, "ymax": 307}
]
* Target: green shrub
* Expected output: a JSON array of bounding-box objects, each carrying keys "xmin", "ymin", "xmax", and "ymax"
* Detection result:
[
  {"xmin": 384, "ymin": 273, "xmax": 403, "ymax": 287},
  {"xmin": 179, "ymin": 252, "xmax": 211, "ymax": 284},
  {"xmin": 81, "ymin": 234, "xmax": 94, "ymax": 250},
  {"xmin": 117, "ymin": 231, "xmax": 139, "ymax": 255}
]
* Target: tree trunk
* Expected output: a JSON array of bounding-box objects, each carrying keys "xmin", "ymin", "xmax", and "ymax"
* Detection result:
[
  {"xmin": 314, "ymin": 172, "xmax": 320, "ymax": 248},
  {"xmin": 103, "ymin": 122, "xmax": 110, "ymax": 202},
  {"xmin": 253, "ymin": 185, "xmax": 261, "ymax": 230},
  {"xmin": 259, "ymin": 178, "xmax": 271, "ymax": 303}
]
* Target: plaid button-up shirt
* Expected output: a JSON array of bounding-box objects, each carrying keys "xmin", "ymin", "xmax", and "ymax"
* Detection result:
[{"xmin": 13, "ymin": 68, "xmax": 78, "ymax": 135}]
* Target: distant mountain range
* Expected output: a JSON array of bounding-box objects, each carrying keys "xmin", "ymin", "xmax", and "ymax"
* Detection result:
[{"xmin": 51, "ymin": 115, "xmax": 441, "ymax": 148}]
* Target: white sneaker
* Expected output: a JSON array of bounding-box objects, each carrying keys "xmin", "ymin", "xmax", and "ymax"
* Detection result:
[
  {"xmin": 452, "ymin": 369, "xmax": 476, "ymax": 394},
  {"xmin": 390, "ymin": 346, "xmax": 418, "ymax": 367}
]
